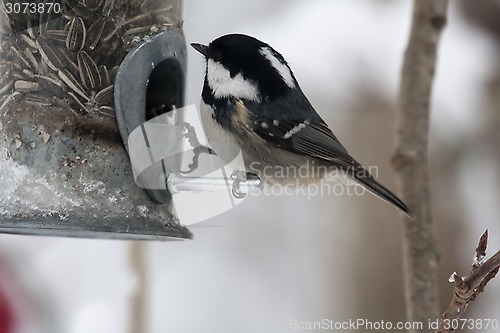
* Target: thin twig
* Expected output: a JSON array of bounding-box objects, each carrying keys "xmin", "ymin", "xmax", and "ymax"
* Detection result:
[
  {"xmin": 392, "ymin": 1, "xmax": 449, "ymax": 331},
  {"xmin": 130, "ymin": 241, "xmax": 148, "ymax": 333},
  {"xmin": 436, "ymin": 231, "xmax": 500, "ymax": 333}
]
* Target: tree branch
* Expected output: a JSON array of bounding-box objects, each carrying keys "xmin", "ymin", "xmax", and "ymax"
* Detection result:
[
  {"xmin": 130, "ymin": 241, "xmax": 148, "ymax": 333},
  {"xmin": 436, "ymin": 230, "xmax": 500, "ymax": 333},
  {"xmin": 392, "ymin": 1, "xmax": 449, "ymax": 331}
]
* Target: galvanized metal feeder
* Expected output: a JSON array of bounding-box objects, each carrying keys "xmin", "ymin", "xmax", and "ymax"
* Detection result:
[{"xmin": 0, "ymin": 0, "xmax": 192, "ymax": 239}]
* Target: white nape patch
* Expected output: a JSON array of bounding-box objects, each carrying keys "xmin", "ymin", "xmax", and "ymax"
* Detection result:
[
  {"xmin": 259, "ymin": 47, "xmax": 296, "ymax": 89},
  {"xmin": 284, "ymin": 122, "xmax": 306, "ymax": 139},
  {"xmin": 206, "ymin": 59, "xmax": 260, "ymax": 101}
]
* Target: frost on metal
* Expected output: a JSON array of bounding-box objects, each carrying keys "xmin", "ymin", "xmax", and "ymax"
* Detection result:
[
  {"xmin": 0, "ymin": 158, "xmax": 158, "ymax": 221},
  {"xmin": 0, "ymin": 98, "xmax": 190, "ymax": 240},
  {"xmin": 0, "ymin": 159, "xmax": 80, "ymax": 219}
]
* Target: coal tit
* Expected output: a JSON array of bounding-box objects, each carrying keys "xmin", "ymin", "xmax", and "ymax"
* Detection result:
[{"xmin": 191, "ymin": 34, "xmax": 410, "ymax": 215}]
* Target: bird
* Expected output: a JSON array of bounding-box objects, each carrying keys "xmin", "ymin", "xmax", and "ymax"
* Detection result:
[{"xmin": 191, "ymin": 33, "xmax": 410, "ymax": 216}]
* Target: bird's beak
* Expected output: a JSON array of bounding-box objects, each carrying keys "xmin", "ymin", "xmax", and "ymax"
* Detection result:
[{"xmin": 190, "ymin": 43, "xmax": 209, "ymax": 57}]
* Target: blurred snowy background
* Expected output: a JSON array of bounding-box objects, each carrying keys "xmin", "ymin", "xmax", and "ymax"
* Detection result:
[{"xmin": 1, "ymin": 0, "xmax": 499, "ymax": 332}]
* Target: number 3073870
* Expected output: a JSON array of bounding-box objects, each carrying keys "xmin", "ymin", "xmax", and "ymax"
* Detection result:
[{"xmin": 4, "ymin": 2, "xmax": 61, "ymax": 14}]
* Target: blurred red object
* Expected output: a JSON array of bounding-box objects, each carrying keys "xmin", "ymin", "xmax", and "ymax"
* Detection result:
[
  {"xmin": 0, "ymin": 255, "xmax": 18, "ymax": 333},
  {"xmin": 0, "ymin": 286, "xmax": 14, "ymax": 333}
]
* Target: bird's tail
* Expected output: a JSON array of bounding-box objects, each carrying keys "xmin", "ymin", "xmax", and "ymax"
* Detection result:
[{"xmin": 353, "ymin": 172, "xmax": 412, "ymax": 218}]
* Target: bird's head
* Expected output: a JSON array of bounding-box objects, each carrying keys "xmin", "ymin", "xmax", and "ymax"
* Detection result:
[{"xmin": 191, "ymin": 34, "xmax": 298, "ymax": 103}]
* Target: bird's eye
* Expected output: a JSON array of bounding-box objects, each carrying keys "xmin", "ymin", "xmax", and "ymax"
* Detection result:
[{"xmin": 212, "ymin": 51, "xmax": 222, "ymax": 62}]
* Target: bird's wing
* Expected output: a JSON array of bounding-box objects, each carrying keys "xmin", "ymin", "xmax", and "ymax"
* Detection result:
[
  {"xmin": 243, "ymin": 99, "xmax": 411, "ymax": 215},
  {"xmin": 251, "ymin": 114, "xmax": 411, "ymax": 214},
  {"xmin": 243, "ymin": 97, "xmax": 357, "ymax": 169},
  {"xmin": 256, "ymin": 118, "xmax": 348, "ymax": 158}
]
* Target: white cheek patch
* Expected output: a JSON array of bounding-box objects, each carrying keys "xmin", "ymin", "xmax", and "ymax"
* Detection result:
[
  {"xmin": 206, "ymin": 59, "xmax": 260, "ymax": 102},
  {"xmin": 259, "ymin": 47, "xmax": 296, "ymax": 89}
]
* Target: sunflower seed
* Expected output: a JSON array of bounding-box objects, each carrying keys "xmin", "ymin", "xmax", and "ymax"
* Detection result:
[
  {"xmin": 20, "ymin": 34, "xmax": 37, "ymax": 49},
  {"xmin": 47, "ymin": 72, "xmax": 61, "ymax": 81},
  {"xmin": 39, "ymin": 6, "xmax": 48, "ymax": 35},
  {"xmin": 46, "ymin": 30, "xmax": 68, "ymax": 43},
  {"xmin": 139, "ymin": 0, "xmax": 154, "ymax": 10},
  {"xmin": 34, "ymin": 74, "xmax": 65, "ymax": 95},
  {"xmin": 26, "ymin": 18, "xmax": 38, "ymax": 39},
  {"xmin": 36, "ymin": 36, "xmax": 64, "ymax": 72},
  {"xmin": 100, "ymin": 65, "xmax": 110, "ymax": 87},
  {"xmin": 63, "ymin": 18, "xmax": 71, "ymax": 30},
  {"xmin": 109, "ymin": 66, "xmax": 119, "ymax": 82},
  {"xmin": 44, "ymin": 9, "xmax": 61, "ymax": 32},
  {"xmin": 58, "ymin": 69, "xmax": 89, "ymax": 101},
  {"xmin": 124, "ymin": 12, "xmax": 153, "ymax": 29},
  {"xmin": 0, "ymin": 91, "xmax": 21, "ymax": 111},
  {"xmin": 0, "ymin": 80, "xmax": 14, "ymax": 96},
  {"xmin": 54, "ymin": 96, "xmax": 79, "ymax": 116},
  {"xmin": 102, "ymin": 12, "xmax": 152, "ymax": 42},
  {"xmin": 95, "ymin": 85, "xmax": 113, "ymax": 104},
  {"xmin": 24, "ymin": 47, "xmax": 39, "ymax": 71},
  {"xmin": 24, "ymin": 94, "xmax": 53, "ymax": 107},
  {"xmin": 22, "ymin": 69, "xmax": 35, "ymax": 79},
  {"xmin": 102, "ymin": 0, "xmax": 114, "ymax": 16},
  {"xmin": 59, "ymin": 51, "xmax": 80, "ymax": 73},
  {"xmin": 66, "ymin": 17, "xmax": 86, "ymax": 51},
  {"xmin": 124, "ymin": 26, "xmax": 152, "ymax": 36},
  {"xmin": 86, "ymin": 18, "xmax": 107, "ymax": 50},
  {"xmin": 97, "ymin": 105, "xmax": 115, "ymax": 117},
  {"xmin": 67, "ymin": 91, "xmax": 90, "ymax": 115},
  {"xmin": 77, "ymin": 51, "xmax": 101, "ymax": 90},
  {"xmin": 15, "ymin": 80, "xmax": 39, "ymax": 93},
  {"xmin": 63, "ymin": 0, "xmax": 92, "ymax": 18},
  {"xmin": 10, "ymin": 46, "xmax": 30, "ymax": 69},
  {"xmin": 101, "ymin": 23, "xmax": 121, "ymax": 43}
]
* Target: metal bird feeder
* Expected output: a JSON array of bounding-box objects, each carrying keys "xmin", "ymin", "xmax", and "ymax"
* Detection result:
[{"xmin": 0, "ymin": 0, "xmax": 192, "ymax": 239}]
